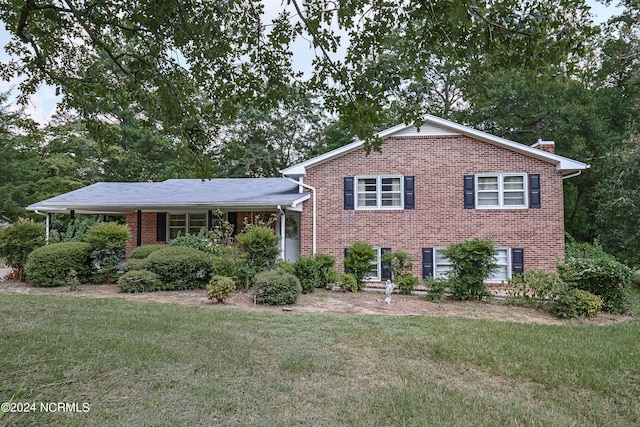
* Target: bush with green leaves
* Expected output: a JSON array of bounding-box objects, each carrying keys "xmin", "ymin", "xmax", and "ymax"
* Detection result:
[
  {"xmin": 344, "ymin": 241, "xmax": 377, "ymax": 289},
  {"xmin": 314, "ymin": 253, "xmax": 336, "ymax": 287},
  {"xmin": 117, "ymin": 270, "xmax": 162, "ymax": 293},
  {"xmin": 144, "ymin": 246, "xmax": 211, "ymax": 290},
  {"xmin": 381, "ymin": 250, "xmax": 413, "ymax": 280},
  {"xmin": 237, "ymin": 225, "xmax": 280, "ymax": 272},
  {"xmin": 506, "ymin": 269, "xmax": 565, "ymax": 309},
  {"xmin": 122, "ymin": 258, "xmax": 147, "ymax": 272},
  {"xmin": 130, "ymin": 244, "xmax": 168, "ymax": 259},
  {"xmin": 253, "ymin": 270, "xmax": 301, "ymax": 305},
  {"xmin": 170, "ymin": 228, "xmax": 218, "ymax": 256},
  {"xmin": 423, "ymin": 276, "xmax": 449, "ymax": 301},
  {"xmin": 291, "ymin": 254, "xmax": 337, "ymax": 293},
  {"xmin": 0, "ymin": 218, "xmax": 46, "ymax": 281},
  {"xmin": 441, "ymin": 238, "xmax": 497, "ymax": 300},
  {"xmin": 559, "ymin": 242, "xmax": 633, "ymax": 314},
  {"xmin": 558, "ymin": 258, "xmax": 632, "ymax": 314},
  {"xmin": 85, "ymin": 222, "xmax": 131, "ymax": 283},
  {"xmin": 395, "ymin": 274, "xmax": 419, "ymax": 295},
  {"xmin": 25, "ymin": 242, "xmax": 92, "ymax": 287},
  {"xmin": 206, "ymin": 275, "xmax": 236, "ymax": 302},
  {"xmin": 339, "ymin": 273, "xmax": 359, "ymax": 292},
  {"xmin": 550, "ymin": 289, "xmax": 604, "ymax": 319},
  {"xmin": 211, "ymin": 245, "xmax": 254, "ymax": 290},
  {"xmin": 292, "ymin": 256, "xmax": 318, "ymax": 294}
]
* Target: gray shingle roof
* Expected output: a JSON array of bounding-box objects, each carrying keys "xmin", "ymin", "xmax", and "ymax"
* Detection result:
[{"xmin": 28, "ymin": 178, "xmax": 310, "ymax": 213}]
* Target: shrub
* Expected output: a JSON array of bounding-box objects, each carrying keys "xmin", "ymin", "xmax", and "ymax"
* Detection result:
[
  {"xmin": 117, "ymin": 270, "xmax": 162, "ymax": 293},
  {"xmin": 314, "ymin": 253, "xmax": 336, "ymax": 287},
  {"xmin": 130, "ymin": 244, "xmax": 167, "ymax": 259},
  {"xmin": 25, "ymin": 242, "xmax": 92, "ymax": 287},
  {"xmin": 237, "ymin": 225, "xmax": 280, "ymax": 272},
  {"xmin": 121, "ymin": 258, "xmax": 147, "ymax": 272},
  {"xmin": 0, "ymin": 219, "xmax": 46, "ymax": 281},
  {"xmin": 144, "ymin": 246, "xmax": 211, "ymax": 290},
  {"xmin": 275, "ymin": 259, "xmax": 295, "ymax": 274},
  {"xmin": 339, "ymin": 273, "xmax": 359, "ymax": 292},
  {"xmin": 170, "ymin": 228, "xmax": 218, "ymax": 256},
  {"xmin": 381, "ymin": 250, "xmax": 413, "ymax": 280},
  {"xmin": 396, "ymin": 274, "xmax": 419, "ymax": 295},
  {"xmin": 424, "ymin": 277, "xmax": 449, "ymax": 302},
  {"xmin": 506, "ymin": 269, "xmax": 565, "ymax": 309},
  {"xmin": 253, "ymin": 270, "xmax": 301, "ymax": 306},
  {"xmin": 211, "ymin": 245, "xmax": 254, "ymax": 290},
  {"xmin": 85, "ymin": 222, "xmax": 131, "ymax": 283},
  {"xmin": 550, "ymin": 289, "xmax": 604, "ymax": 319},
  {"xmin": 55, "ymin": 217, "xmax": 98, "ymax": 242},
  {"xmin": 441, "ymin": 238, "xmax": 497, "ymax": 300},
  {"xmin": 206, "ymin": 275, "xmax": 236, "ymax": 302},
  {"xmin": 344, "ymin": 241, "xmax": 377, "ymax": 289},
  {"xmin": 558, "ymin": 246, "xmax": 633, "ymax": 314},
  {"xmin": 292, "ymin": 256, "xmax": 320, "ymax": 294}
]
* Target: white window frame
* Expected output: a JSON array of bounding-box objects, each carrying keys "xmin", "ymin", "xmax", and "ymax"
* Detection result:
[
  {"xmin": 364, "ymin": 246, "xmax": 382, "ymax": 281},
  {"xmin": 475, "ymin": 173, "xmax": 527, "ymax": 209},
  {"xmin": 355, "ymin": 175, "xmax": 404, "ymax": 210},
  {"xmin": 167, "ymin": 212, "xmax": 208, "ymax": 241},
  {"xmin": 433, "ymin": 247, "xmax": 511, "ymax": 283}
]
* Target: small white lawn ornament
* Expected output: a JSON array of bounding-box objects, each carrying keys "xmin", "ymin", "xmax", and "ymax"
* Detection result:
[{"xmin": 385, "ymin": 280, "xmax": 395, "ymax": 304}]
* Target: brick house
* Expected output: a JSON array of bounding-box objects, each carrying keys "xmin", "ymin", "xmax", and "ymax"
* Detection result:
[
  {"xmin": 28, "ymin": 115, "xmax": 588, "ymax": 283},
  {"xmin": 282, "ymin": 114, "xmax": 588, "ymax": 283}
]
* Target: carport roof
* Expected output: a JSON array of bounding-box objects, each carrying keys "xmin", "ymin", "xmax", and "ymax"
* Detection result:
[{"xmin": 27, "ymin": 178, "xmax": 310, "ymax": 214}]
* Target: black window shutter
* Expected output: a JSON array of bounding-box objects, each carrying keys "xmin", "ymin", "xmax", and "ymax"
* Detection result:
[
  {"xmin": 422, "ymin": 248, "xmax": 434, "ymax": 278},
  {"xmin": 464, "ymin": 175, "xmax": 475, "ymax": 209},
  {"xmin": 207, "ymin": 210, "xmax": 213, "ymax": 230},
  {"xmin": 529, "ymin": 174, "xmax": 541, "ymax": 209},
  {"xmin": 228, "ymin": 212, "xmax": 238, "ymax": 237},
  {"xmin": 344, "ymin": 177, "xmax": 354, "ymax": 210},
  {"xmin": 512, "ymin": 248, "xmax": 524, "ymax": 275},
  {"xmin": 404, "ymin": 176, "xmax": 415, "ymax": 209},
  {"xmin": 381, "ymin": 248, "xmax": 392, "ymax": 280},
  {"xmin": 156, "ymin": 212, "xmax": 167, "ymax": 242},
  {"xmin": 344, "ymin": 248, "xmax": 351, "ymax": 273}
]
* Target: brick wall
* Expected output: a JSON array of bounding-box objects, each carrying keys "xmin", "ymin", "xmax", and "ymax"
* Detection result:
[{"xmin": 300, "ymin": 135, "xmax": 565, "ymax": 278}]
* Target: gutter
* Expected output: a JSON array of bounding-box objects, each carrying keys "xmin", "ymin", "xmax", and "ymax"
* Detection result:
[
  {"xmin": 284, "ymin": 177, "xmax": 316, "ymax": 255},
  {"xmin": 562, "ymin": 170, "xmax": 582, "ymax": 180}
]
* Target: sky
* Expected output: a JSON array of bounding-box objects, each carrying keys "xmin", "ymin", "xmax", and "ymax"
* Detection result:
[{"xmin": 0, "ymin": 0, "xmax": 625, "ymax": 125}]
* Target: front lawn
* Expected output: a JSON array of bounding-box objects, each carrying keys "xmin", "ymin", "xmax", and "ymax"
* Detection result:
[{"xmin": 1, "ymin": 294, "xmax": 638, "ymax": 426}]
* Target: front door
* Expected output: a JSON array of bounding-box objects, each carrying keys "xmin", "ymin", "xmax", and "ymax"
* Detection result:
[{"xmin": 284, "ymin": 213, "xmax": 300, "ymax": 263}]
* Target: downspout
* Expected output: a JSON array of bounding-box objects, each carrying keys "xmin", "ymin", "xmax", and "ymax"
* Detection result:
[
  {"xmin": 562, "ymin": 171, "xmax": 582, "ymax": 180},
  {"xmin": 284, "ymin": 177, "xmax": 316, "ymax": 255},
  {"xmin": 34, "ymin": 210, "xmax": 50, "ymax": 244},
  {"xmin": 277, "ymin": 205, "xmax": 285, "ymax": 260}
]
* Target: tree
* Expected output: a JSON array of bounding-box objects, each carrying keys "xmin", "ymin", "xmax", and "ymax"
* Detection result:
[{"xmin": 0, "ymin": 0, "xmax": 599, "ymax": 155}]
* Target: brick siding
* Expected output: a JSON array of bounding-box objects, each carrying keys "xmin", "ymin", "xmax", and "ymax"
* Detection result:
[
  {"xmin": 300, "ymin": 135, "xmax": 565, "ymax": 278},
  {"xmin": 125, "ymin": 212, "xmax": 165, "ymax": 258}
]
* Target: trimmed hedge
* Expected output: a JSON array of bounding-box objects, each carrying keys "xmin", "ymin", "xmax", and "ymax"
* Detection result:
[
  {"xmin": 118, "ymin": 270, "xmax": 162, "ymax": 293},
  {"xmin": 25, "ymin": 242, "xmax": 92, "ymax": 287},
  {"xmin": 144, "ymin": 246, "xmax": 211, "ymax": 290},
  {"xmin": 254, "ymin": 271, "xmax": 301, "ymax": 306},
  {"xmin": 130, "ymin": 244, "xmax": 167, "ymax": 259},
  {"xmin": 122, "ymin": 258, "xmax": 147, "ymax": 272},
  {"xmin": 206, "ymin": 275, "xmax": 236, "ymax": 302}
]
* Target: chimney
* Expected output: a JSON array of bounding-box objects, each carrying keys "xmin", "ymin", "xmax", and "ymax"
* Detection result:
[{"xmin": 531, "ymin": 139, "xmax": 555, "ymax": 154}]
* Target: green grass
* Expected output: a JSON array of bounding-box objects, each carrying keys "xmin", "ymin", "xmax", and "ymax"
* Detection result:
[{"xmin": 1, "ymin": 294, "xmax": 638, "ymax": 426}]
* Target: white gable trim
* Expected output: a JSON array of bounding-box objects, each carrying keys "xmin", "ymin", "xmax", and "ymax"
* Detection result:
[{"xmin": 281, "ymin": 114, "xmax": 589, "ymax": 177}]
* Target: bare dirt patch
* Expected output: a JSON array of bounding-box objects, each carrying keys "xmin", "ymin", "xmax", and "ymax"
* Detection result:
[{"xmin": 0, "ymin": 279, "xmax": 632, "ymax": 325}]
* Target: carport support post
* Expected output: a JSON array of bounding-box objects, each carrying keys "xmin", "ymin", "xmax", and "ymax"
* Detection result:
[
  {"xmin": 136, "ymin": 210, "xmax": 142, "ymax": 247},
  {"xmin": 46, "ymin": 213, "xmax": 51, "ymax": 244}
]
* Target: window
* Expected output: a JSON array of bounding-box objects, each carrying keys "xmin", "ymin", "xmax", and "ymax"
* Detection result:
[
  {"xmin": 476, "ymin": 174, "xmax": 526, "ymax": 208},
  {"xmin": 168, "ymin": 213, "xmax": 207, "ymax": 240},
  {"xmin": 355, "ymin": 176, "xmax": 403, "ymax": 209},
  {"xmin": 434, "ymin": 247, "xmax": 510, "ymax": 282},
  {"xmin": 364, "ymin": 247, "xmax": 381, "ymax": 281}
]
